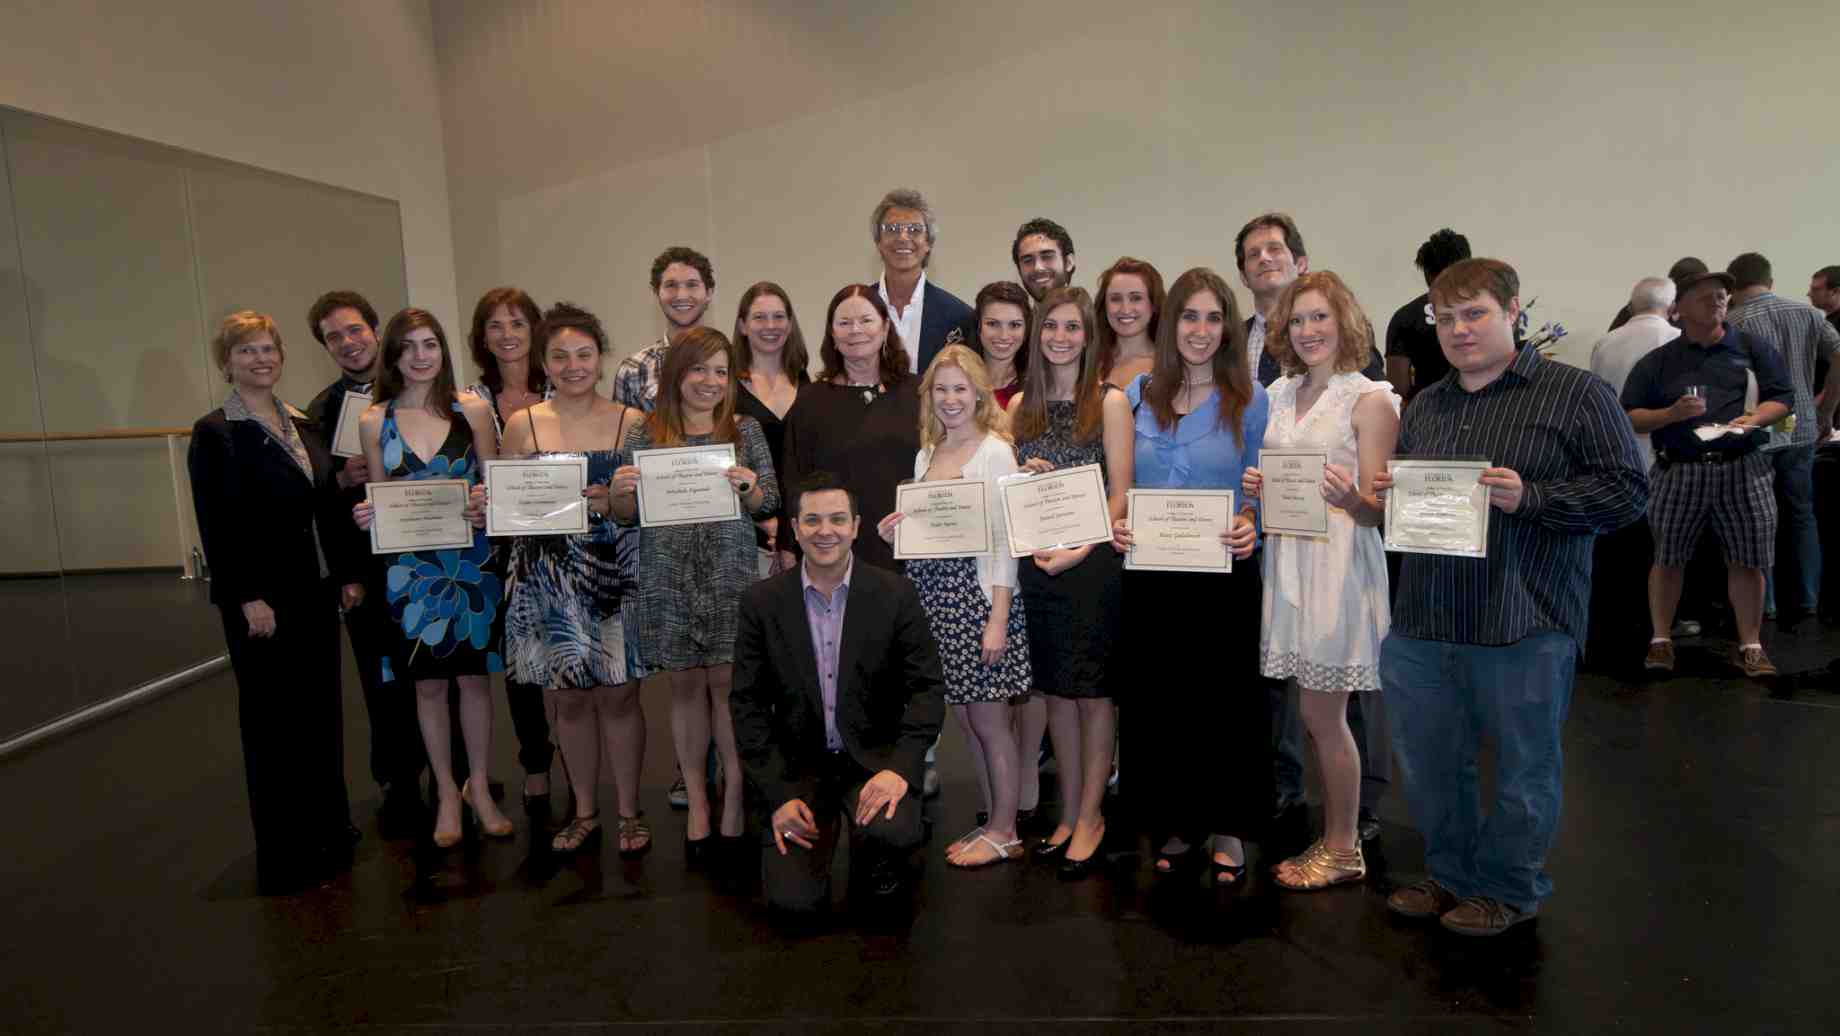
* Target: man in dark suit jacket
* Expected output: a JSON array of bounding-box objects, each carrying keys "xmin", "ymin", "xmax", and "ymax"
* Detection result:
[
  {"xmin": 871, "ymin": 187, "xmax": 976, "ymax": 376},
  {"xmin": 730, "ymin": 472, "xmax": 946, "ymax": 915}
]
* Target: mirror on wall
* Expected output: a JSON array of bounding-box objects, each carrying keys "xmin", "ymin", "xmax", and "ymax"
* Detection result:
[{"xmin": 0, "ymin": 107, "xmax": 408, "ymax": 746}]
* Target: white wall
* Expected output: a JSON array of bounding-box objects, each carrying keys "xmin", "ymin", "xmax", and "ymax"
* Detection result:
[
  {"xmin": 434, "ymin": 0, "xmax": 1840, "ymax": 373},
  {"xmin": 0, "ymin": 0, "xmax": 458, "ymax": 571},
  {"xmin": 1, "ymin": 0, "xmax": 457, "ymax": 338}
]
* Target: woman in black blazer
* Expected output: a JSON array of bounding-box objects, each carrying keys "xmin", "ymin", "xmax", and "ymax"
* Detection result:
[{"xmin": 188, "ymin": 310, "xmax": 364, "ymax": 893}]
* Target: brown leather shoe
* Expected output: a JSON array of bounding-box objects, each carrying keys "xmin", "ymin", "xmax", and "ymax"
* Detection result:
[
  {"xmin": 1386, "ymin": 878, "xmax": 1460, "ymax": 919},
  {"xmin": 1644, "ymin": 639, "xmax": 1675, "ymax": 672},
  {"xmin": 1733, "ymin": 645, "xmax": 1777, "ymax": 678},
  {"xmin": 1439, "ymin": 896, "xmax": 1537, "ymax": 936}
]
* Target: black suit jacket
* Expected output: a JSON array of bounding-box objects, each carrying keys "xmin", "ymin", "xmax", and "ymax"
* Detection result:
[
  {"xmin": 912, "ymin": 280, "xmax": 977, "ymax": 376},
  {"xmin": 730, "ymin": 559, "xmax": 946, "ymax": 809},
  {"xmin": 188, "ymin": 406, "xmax": 362, "ymax": 608}
]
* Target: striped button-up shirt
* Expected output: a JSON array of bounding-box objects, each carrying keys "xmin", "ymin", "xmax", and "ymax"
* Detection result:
[
  {"xmin": 1728, "ymin": 292, "xmax": 1840, "ymax": 449},
  {"xmin": 1392, "ymin": 345, "xmax": 1647, "ymax": 647}
]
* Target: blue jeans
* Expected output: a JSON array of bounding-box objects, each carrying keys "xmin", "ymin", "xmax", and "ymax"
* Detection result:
[
  {"xmin": 1380, "ymin": 631, "xmax": 1575, "ymax": 912},
  {"xmin": 1766, "ymin": 445, "xmax": 1820, "ymax": 615}
]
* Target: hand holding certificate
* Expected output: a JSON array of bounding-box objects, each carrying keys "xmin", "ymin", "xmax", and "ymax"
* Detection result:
[
  {"xmin": 1256, "ymin": 448, "xmax": 1329, "ymax": 536},
  {"xmin": 1121, "ymin": 489, "xmax": 1236, "ymax": 572},
  {"xmin": 633, "ymin": 443, "xmax": 742, "ymax": 527},
  {"xmin": 483, "ymin": 457, "xmax": 589, "ymax": 536},
  {"xmin": 330, "ymin": 388, "xmax": 371, "ymax": 459},
  {"xmin": 999, "ymin": 463, "xmax": 1113, "ymax": 558},
  {"xmin": 1383, "ymin": 459, "xmax": 1490, "ymax": 557},
  {"xmin": 886, "ymin": 478, "xmax": 991, "ymax": 559},
  {"xmin": 365, "ymin": 479, "xmax": 473, "ymax": 554}
]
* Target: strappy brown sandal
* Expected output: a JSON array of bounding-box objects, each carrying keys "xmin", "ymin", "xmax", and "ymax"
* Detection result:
[
  {"xmin": 1273, "ymin": 838, "xmax": 1365, "ymax": 891},
  {"xmin": 550, "ymin": 813, "xmax": 602, "ymax": 854},
  {"xmin": 616, "ymin": 812, "xmax": 652, "ymax": 858}
]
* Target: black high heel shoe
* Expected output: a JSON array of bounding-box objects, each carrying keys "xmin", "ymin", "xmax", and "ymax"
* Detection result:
[{"xmin": 1057, "ymin": 823, "xmax": 1106, "ymax": 879}]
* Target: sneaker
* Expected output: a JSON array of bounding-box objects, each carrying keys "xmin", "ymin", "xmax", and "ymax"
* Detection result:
[
  {"xmin": 1387, "ymin": 878, "xmax": 1460, "ymax": 919},
  {"xmin": 1734, "ymin": 645, "xmax": 1778, "ymax": 678},
  {"xmin": 668, "ymin": 774, "xmax": 689, "ymax": 810},
  {"xmin": 1644, "ymin": 639, "xmax": 1675, "ymax": 672},
  {"xmin": 1670, "ymin": 619, "xmax": 1702, "ymax": 638},
  {"xmin": 1439, "ymin": 896, "xmax": 1537, "ymax": 936}
]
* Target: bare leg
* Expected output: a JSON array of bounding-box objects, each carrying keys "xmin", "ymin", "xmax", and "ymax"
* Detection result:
[
  {"xmin": 969, "ymin": 701, "xmax": 1021, "ymax": 847},
  {"xmin": 598, "ymin": 680, "xmax": 644, "ymax": 821},
  {"xmin": 1299, "ymin": 689, "xmax": 1359, "ymax": 854},
  {"xmin": 1015, "ymin": 695, "xmax": 1047, "ymax": 813},
  {"xmin": 1044, "ymin": 694, "xmax": 1083, "ymax": 847},
  {"xmin": 945, "ymin": 705, "xmax": 988, "ymax": 857},
  {"xmin": 1066, "ymin": 698, "xmax": 1114, "ymax": 862},
  {"xmin": 705, "ymin": 664, "xmax": 744, "ymax": 838},
  {"xmin": 415, "ymin": 678, "xmax": 461, "ymax": 843},
  {"xmin": 1729, "ymin": 564, "xmax": 1767, "ymax": 645},
  {"xmin": 456, "ymin": 674, "xmax": 512, "ymax": 832},
  {"xmin": 1649, "ymin": 565, "xmax": 1686, "ymax": 640},
  {"xmin": 663, "ymin": 670, "xmax": 713, "ymax": 841},
  {"xmin": 549, "ymin": 687, "xmax": 599, "ymax": 821}
]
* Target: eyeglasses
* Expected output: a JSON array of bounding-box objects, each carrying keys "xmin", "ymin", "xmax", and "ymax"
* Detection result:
[{"xmin": 879, "ymin": 222, "xmax": 927, "ymax": 239}]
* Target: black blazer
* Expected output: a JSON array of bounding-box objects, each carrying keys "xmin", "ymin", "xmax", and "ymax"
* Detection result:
[
  {"xmin": 188, "ymin": 406, "xmax": 361, "ymax": 608},
  {"xmin": 730, "ymin": 559, "xmax": 946, "ymax": 808},
  {"xmin": 912, "ymin": 280, "xmax": 977, "ymax": 376}
]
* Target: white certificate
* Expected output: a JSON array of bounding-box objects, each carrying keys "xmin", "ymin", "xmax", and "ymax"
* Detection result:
[
  {"xmin": 1125, "ymin": 489, "xmax": 1235, "ymax": 573},
  {"xmin": 366, "ymin": 479, "xmax": 473, "ymax": 554},
  {"xmin": 1384, "ymin": 459, "xmax": 1490, "ymax": 558},
  {"xmin": 999, "ymin": 463, "xmax": 1113, "ymax": 558},
  {"xmin": 893, "ymin": 478, "xmax": 991, "ymax": 559},
  {"xmin": 1259, "ymin": 448, "xmax": 1329, "ymax": 536},
  {"xmin": 330, "ymin": 388, "xmax": 371, "ymax": 458},
  {"xmin": 484, "ymin": 457, "xmax": 589, "ymax": 537},
  {"xmin": 634, "ymin": 442, "xmax": 741, "ymax": 527}
]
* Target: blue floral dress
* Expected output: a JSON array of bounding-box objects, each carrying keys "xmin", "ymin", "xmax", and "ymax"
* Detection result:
[{"xmin": 377, "ymin": 398, "xmax": 504, "ymax": 681}]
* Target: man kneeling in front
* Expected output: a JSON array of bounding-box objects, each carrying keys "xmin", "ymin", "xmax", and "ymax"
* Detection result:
[{"xmin": 730, "ymin": 472, "xmax": 945, "ymax": 915}]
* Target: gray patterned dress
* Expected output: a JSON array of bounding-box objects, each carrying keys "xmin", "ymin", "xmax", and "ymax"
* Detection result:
[{"xmin": 621, "ymin": 417, "xmax": 779, "ymax": 672}]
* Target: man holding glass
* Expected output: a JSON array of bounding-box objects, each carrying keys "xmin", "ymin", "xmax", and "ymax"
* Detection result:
[{"xmin": 1622, "ymin": 270, "xmax": 1794, "ymax": 677}]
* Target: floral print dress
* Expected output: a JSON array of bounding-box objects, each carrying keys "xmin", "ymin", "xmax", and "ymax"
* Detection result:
[{"xmin": 377, "ymin": 398, "xmax": 504, "ymax": 682}]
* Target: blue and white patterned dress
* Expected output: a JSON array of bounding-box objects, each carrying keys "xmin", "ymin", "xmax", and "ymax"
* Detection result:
[
  {"xmin": 502, "ymin": 449, "xmax": 634, "ymax": 688},
  {"xmin": 377, "ymin": 398, "xmax": 504, "ymax": 681}
]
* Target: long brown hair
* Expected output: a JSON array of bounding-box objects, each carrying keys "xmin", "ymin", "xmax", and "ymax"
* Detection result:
[
  {"xmin": 1012, "ymin": 286, "xmax": 1105, "ymax": 445},
  {"xmin": 733, "ymin": 281, "xmax": 810, "ymax": 383},
  {"xmin": 467, "ymin": 287, "xmax": 545, "ymax": 394},
  {"xmin": 817, "ymin": 284, "xmax": 910, "ymax": 386},
  {"xmin": 1094, "ymin": 257, "xmax": 1166, "ymax": 378},
  {"xmin": 375, "ymin": 308, "xmax": 460, "ymax": 413},
  {"xmin": 974, "ymin": 281, "xmax": 1032, "ymax": 386},
  {"xmin": 1142, "ymin": 268, "xmax": 1251, "ymax": 443},
  {"xmin": 1268, "ymin": 271, "xmax": 1376, "ymax": 378},
  {"xmin": 646, "ymin": 327, "xmax": 738, "ymax": 447}
]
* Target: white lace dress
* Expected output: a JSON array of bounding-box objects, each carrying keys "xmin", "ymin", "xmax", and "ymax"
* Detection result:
[{"xmin": 1259, "ymin": 372, "xmax": 1398, "ymax": 692}]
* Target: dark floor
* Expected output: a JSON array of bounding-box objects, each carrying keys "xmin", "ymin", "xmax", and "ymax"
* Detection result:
[
  {"xmin": 2, "ymin": 616, "xmax": 1838, "ymax": 1033},
  {"xmin": 0, "ymin": 571, "xmax": 220, "ymax": 739}
]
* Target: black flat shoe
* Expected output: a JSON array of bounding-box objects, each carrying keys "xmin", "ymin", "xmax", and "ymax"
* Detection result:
[
  {"xmin": 1032, "ymin": 837, "xmax": 1068, "ymax": 860},
  {"xmin": 684, "ymin": 834, "xmax": 714, "ymax": 867},
  {"xmin": 976, "ymin": 811, "xmax": 989, "ymax": 828},
  {"xmin": 1152, "ymin": 847, "xmax": 1193, "ymax": 877}
]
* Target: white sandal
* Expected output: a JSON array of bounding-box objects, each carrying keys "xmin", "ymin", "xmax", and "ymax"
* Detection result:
[{"xmin": 948, "ymin": 832, "xmax": 1023, "ymax": 869}]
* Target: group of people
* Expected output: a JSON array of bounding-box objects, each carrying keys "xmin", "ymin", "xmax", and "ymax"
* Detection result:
[{"xmin": 195, "ymin": 185, "xmax": 1837, "ymax": 940}]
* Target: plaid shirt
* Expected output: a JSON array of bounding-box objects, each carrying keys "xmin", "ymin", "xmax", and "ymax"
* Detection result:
[
  {"xmin": 612, "ymin": 337, "xmax": 669, "ymax": 413},
  {"xmin": 1728, "ymin": 292, "xmax": 1840, "ymax": 449}
]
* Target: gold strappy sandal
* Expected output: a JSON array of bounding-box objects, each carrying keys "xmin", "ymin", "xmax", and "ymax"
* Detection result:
[{"xmin": 1273, "ymin": 839, "xmax": 1366, "ymax": 891}]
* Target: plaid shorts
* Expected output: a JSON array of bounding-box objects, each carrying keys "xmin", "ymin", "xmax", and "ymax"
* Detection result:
[{"xmin": 1649, "ymin": 451, "xmax": 1776, "ymax": 569}]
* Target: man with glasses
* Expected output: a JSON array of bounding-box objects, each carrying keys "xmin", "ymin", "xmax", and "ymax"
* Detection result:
[{"xmin": 871, "ymin": 188, "xmax": 975, "ymax": 376}]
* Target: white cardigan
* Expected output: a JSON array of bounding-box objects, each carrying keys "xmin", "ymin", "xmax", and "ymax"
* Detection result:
[{"xmin": 910, "ymin": 432, "xmax": 1020, "ymax": 604}]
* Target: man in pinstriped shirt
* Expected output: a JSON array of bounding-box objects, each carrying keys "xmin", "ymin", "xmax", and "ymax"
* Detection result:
[
  {"xmin": 1376, "ymin": 259, "xmax": 1647, "ymax": 937},
  {"xmin": 1726, "ymin": 252, "xmax": 1840, "ymax": 628}
]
